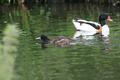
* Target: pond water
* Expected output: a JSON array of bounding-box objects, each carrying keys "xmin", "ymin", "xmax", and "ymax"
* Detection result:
[{"xmin": 0, "ymin": 3, "xmax": 120, "ymax": 80}]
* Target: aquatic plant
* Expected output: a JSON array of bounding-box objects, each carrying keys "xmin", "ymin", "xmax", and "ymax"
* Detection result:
[{"xmin": 0, "ymin": 24, "xmax": 20, "ymax": 80}]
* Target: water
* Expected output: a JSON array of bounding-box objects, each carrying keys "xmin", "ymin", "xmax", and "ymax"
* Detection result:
[{"xmin": 0, "ymin": 3, "xmax": 120, "ymax": 80}]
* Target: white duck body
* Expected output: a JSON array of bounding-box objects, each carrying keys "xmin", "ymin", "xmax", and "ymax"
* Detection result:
[
  {"xmin": 102, "ymin": 24, "xmax": 109, "ymax": 37},
  {"xmin": 72, "ymin": 20, "xmax": 98, "ymax": 35},
  {"xmin": 72, "ymin": 19, "xmax": 110, "ymax": 37}
]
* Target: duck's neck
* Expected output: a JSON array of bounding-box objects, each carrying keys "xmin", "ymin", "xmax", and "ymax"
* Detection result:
[{"xmin": 99, "ymin": 20, "xmax": 106, "ymax": 26}]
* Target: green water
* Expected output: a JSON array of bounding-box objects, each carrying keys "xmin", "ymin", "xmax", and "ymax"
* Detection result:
[{"xmin": 0, "ymin": 3, "xmax": 120, "ymax": 80}]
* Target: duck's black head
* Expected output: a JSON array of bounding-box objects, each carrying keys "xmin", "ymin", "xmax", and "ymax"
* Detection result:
[
  {"xmin": 40, "ymin": 35, "xmax": 50, "ymax": 48},
  {"xmin": 99, "ymin": 14, "xmax": 113, "ymax": 26},
  {"xmin": 41, "ymin": 35, "xmax": 50, "ymax": 43}
]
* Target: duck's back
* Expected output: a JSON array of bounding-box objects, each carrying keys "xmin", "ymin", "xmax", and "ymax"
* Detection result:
[{"xmin": 72, "ymin": 19, "xmax": 98, "ymax": 35}]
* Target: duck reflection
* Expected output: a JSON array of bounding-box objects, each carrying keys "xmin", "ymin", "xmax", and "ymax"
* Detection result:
[
  {"xmin": 101, "ymin": 36, "xmax": 111, "ymax": 51},
  {"xmin": 72, "ymin": 31, "xmax": 97, "ymax": 45},
  {"xmin": 72, "ymin": 31, "xmax": 111, "ymax": 51}
]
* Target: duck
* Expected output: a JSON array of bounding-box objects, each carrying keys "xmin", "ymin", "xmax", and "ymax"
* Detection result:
[
  {"xmin": 72, "ymin": 14, "xmax": 113, "ymax": 37},
  {"xmin": 36, "ymin": 35, "xmax": 73, "ymax": 48}
]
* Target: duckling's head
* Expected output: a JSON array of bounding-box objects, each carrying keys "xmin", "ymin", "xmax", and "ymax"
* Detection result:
[
  {"xmin": 40, "ymin": 35, "xmax": 50, "ymax": 48},
  {"xmin": 41, "ymin": 35, "xmax": 50, "ymax": 43}
]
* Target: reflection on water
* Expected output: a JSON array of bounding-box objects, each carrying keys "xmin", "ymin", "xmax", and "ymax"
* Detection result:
[
  {"xmin": 102, "ymin": 36, "xmax": 111, "ymax": 51},
  {"xmin": 72, "ymin": 31, "xmax": 111, "ymax": 52},
  {"xmin": 72, "ymin": 31, "xmax": 96, "ymax": 45}
]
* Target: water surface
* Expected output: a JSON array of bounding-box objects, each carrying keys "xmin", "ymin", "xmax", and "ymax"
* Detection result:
[{"xmin": 0, "ymin": 3, "xmax": 120, "ymax": 80}]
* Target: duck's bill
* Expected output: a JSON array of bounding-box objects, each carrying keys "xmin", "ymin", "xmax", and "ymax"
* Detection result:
[
  {"xmin": 107, "ymin": 18, "xmax": 113, "ymax": 21},
  {"xmin": 36, "ymin": 37, "xmax": 41, "ymax": 39},
  {"xmin": 107, "ymin": 16, "xmax": 113, "ymax": 21}
]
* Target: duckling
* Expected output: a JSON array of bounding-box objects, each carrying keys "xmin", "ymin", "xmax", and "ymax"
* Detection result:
[{"xmin": 37, "ymin": 35, "xmax": 72, "ymax": 48}]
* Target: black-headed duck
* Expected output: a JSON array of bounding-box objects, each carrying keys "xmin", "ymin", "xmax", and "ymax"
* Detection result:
[
  {"xmin": 37, "ymin": 35, "xmax": 73, "ymax": 48},
  {"xmin": 73, "ymin": 14, "xmax": 113, "ymax": 37}
]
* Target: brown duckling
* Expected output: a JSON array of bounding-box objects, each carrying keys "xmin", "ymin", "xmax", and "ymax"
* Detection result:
[{"xmin": 37, "ymin": 35, "xmax": 73, "ymax": 48}]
